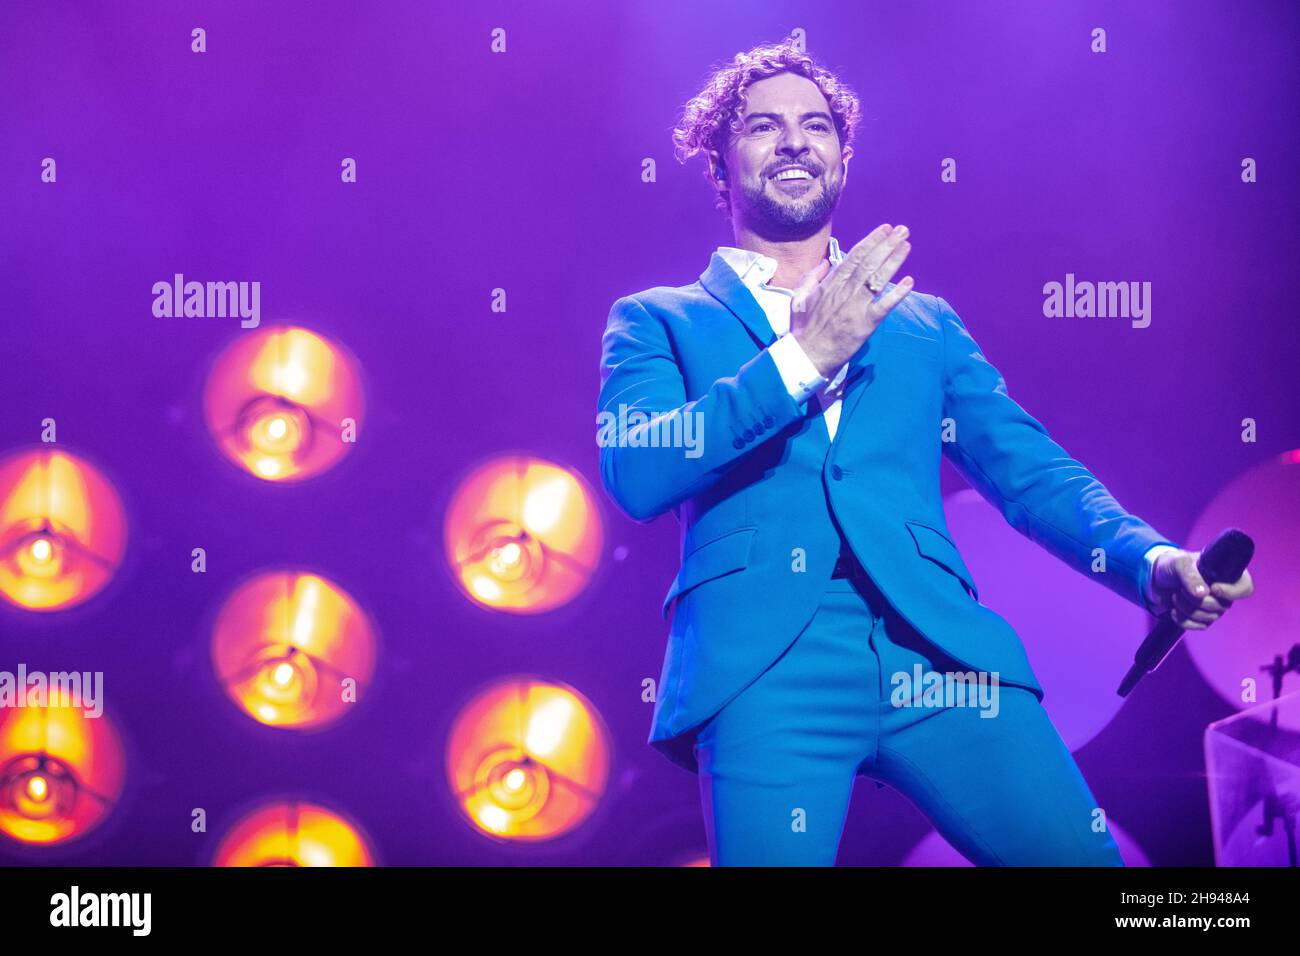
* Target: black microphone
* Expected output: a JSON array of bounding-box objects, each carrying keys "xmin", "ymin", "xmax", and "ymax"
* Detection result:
[{"xmin": 1117, "ymin": 528, "xmax": 1254, "ymax": 697}]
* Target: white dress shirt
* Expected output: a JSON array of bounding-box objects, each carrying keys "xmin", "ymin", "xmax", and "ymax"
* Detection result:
[{"xmin": 713, "ymin": 236, "xmax": 1175, "ymax": 609}]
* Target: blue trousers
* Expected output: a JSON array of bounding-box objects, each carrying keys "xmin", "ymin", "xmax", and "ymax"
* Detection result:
[{"xmin": 694, "ymin": 574, "xmax": 1124, "ymax": 866}]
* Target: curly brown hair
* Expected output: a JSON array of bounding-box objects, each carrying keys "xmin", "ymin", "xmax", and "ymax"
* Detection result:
[{"xmin": 672, "ymin": 35, "xmax": 861, "ymax": 213}]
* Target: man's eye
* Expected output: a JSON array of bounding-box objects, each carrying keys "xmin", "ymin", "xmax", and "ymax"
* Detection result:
[
  {"xmin": 809, "ymin": 122, "xmax": 830, "ymax": 132},
  {"xmin": 751, "ymin": 122, "xmax": 774, "ymax": 132}
]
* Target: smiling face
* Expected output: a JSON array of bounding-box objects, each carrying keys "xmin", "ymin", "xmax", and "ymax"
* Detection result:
[{"xmin": 712, "ymin": 71, "xmax": 852, "ymax": 240}]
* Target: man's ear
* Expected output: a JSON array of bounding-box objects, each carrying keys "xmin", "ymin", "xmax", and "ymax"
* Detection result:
[
  {"xmin": 708, "ymin": 151, "xmax": 727, "ymax": 187},
  {"xmin": 841, "ymin": 146, "xmax": 853, "ymax": 186}
]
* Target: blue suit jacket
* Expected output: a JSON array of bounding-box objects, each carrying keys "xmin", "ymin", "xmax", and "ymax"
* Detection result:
[{"xmin": 597, "ymin": 251, "xmax": 1176, "ymax": 772}]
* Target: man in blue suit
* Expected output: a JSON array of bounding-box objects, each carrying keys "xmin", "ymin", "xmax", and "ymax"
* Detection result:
[{"xmin": 596, "ymin": 38, "xmax": 1253, "ymax": 866}]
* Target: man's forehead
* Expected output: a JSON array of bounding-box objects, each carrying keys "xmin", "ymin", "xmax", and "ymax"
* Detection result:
[{"xmin": 742, "ymin": 73, "xmax": 828, "ymax": 113}]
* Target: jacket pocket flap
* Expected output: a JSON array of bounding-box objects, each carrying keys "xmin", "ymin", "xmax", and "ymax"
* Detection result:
[
  {"xmin": 906, "ymin": 521, "xmax": 978, "ymax": 599},
  {"xmin": 662, "ymin": 527, "xmax": 758, "ymax": 618}
]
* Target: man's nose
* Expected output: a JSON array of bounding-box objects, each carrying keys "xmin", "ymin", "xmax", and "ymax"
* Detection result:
[{"xmin": 775, "ymin": 129, "xmax": 810, "ymax": 157}]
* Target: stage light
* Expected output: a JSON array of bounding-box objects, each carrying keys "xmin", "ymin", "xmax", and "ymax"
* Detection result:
[
  {"xmin": 445, "ymin": 676, "xmax": 610, "ymax": 842},
  {"xmin": 0, "ymin": 705, "xmax": 126, "ymax": 846},
  {"xmin": 203, "ymin": 326, "xmax": 364, "ymax": 482},
  {"xmin": 444, "ymin": 456, "xmax": 603, "ymax": 613},
  {"xmin": 213, "ymin": 801, "xmax": 376, "ymax": 866},
  {"xmin": 0, "ymin": 448, "xmax": 128, "ymax": 612},
  {"xmin": 211, "ymin": 571, "xmax": 377, "ymax": 730}
]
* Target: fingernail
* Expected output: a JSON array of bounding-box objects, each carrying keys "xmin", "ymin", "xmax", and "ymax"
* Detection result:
[
  {"xmin": 896, "ymin": 225, "xmax": 909, "ymax": 238},
  {"xmin": 1195, "ymin": 585, "xmax": 1207, "ymax": 595}
]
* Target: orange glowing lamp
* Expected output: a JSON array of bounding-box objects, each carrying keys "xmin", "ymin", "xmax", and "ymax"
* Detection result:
[
  {"xmin": 203, "ymin": 326, "xmax": 364, "ymax": 482},
  {"xmin": 444, "ymin": 456, "xmax": 603, "ymax": 613},
  {"xmin": 0, "ymin": 705, "xmax": 126, "ymax": 846},
  {"xmin": 0, "ymin": 448, "xmax": 128, "ymax": 612},
  {"xmin": 214, "ymin": 801, "xmax": 375, "ymax": 866},
  {"xmin": 211, "ymin": 571, "xmax": 377, "ymax": 730},
  {"xmin": 446, "ymin": 677, "xmax": 611, "ymax": 842}
]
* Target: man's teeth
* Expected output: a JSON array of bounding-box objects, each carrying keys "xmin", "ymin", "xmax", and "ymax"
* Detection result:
[{"xmin": 774, "ymin": 169, "xmax": 813, "ymax": 181}]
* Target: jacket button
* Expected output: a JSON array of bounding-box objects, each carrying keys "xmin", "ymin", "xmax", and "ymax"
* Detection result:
[
  {"xmin": 742, "ymin": 429, "xmax": 754, "ymax": 441},
  {"xmin": 733, "ymin": 437, "xmax": 745, "ymax": 449},
  {"xmin": 763, "ymin": 415, "xmax": 775, "ymax": 427},
  {"xmin": 830, "ymin": 464, "xmax": 843, "ymax": 480},
  {"xmin": 752, "ymin": 422, "xmax": 765, "ymax": 435}
]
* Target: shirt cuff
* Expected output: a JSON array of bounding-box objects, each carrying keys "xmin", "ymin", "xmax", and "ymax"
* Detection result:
[
  {"xmin": 1140, "ymin": 544, "xmax": 1180, "ymax": 610},
  {"xmin": 768, "ymin": 333, "xmax": 828, "ymax": 403}
]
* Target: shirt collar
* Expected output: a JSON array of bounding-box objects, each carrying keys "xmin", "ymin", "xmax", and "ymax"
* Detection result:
[{"xmin": 716, "ymin": 235, "xmax": 844, "ymax": 290}]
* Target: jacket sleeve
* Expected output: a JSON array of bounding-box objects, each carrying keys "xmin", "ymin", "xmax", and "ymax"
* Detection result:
[
  {"xmin": 597, "ymin": 294, "xmax": 807, "ymax": 522},
  {"xmin": 935, "ymin": 294, "xmax": 1178, "ymax": 608}
]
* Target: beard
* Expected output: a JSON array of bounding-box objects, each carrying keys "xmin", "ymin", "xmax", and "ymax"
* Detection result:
[{"xmin": 737, "ymin": 171, "xmax": 844, "ymax": 241}]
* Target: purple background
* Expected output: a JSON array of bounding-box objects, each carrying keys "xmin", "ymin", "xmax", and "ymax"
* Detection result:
[{"xmin": 1, "ymin": 0, "xmax": 1297, "ymax": 865}]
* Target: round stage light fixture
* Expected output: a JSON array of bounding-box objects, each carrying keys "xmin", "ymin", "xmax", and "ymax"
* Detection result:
[
  {"xmin": 211, "ymin": 571, "xmax": 377, "ymax": 730},
  {"xmin": 0, "ymin": 704, "xmax": 126, "ymax": 846},
  {"xmin": 213, "ymin": 800, "xmax": 376, "ymax": 866},
  {"xmin": 444, "ymin": 456, "xmax": 603, "ymax": 613},
  {"xmin": 0, "ymin": 448, "xmax": 127, "ymax": 612},
  {"xmin": 445, "ymin": 676, "xmax": 611, "ymax": 842},
  {"xmin": 203, "ymin": 326, "xmax": 364, "ymax": 482}
]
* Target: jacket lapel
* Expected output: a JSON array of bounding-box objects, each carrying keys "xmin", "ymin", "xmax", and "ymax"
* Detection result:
[
  {"xmin": 699, "ymin": 252, "xmax": 833, "ymax": 452},
  {"xmin": 836, "ymin": 342, "xmax": 876, "ymax": 434},
  {"xmin": 836, "ymin": 282, "xmax": 908, "ymax": 434},
  {"xmin": 698, "ymin": 248, "xmax": 898, "ymax": 451},
  {"xmin": 699, "ymin": 252, "xmax": 776, "ymax": 348}
]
